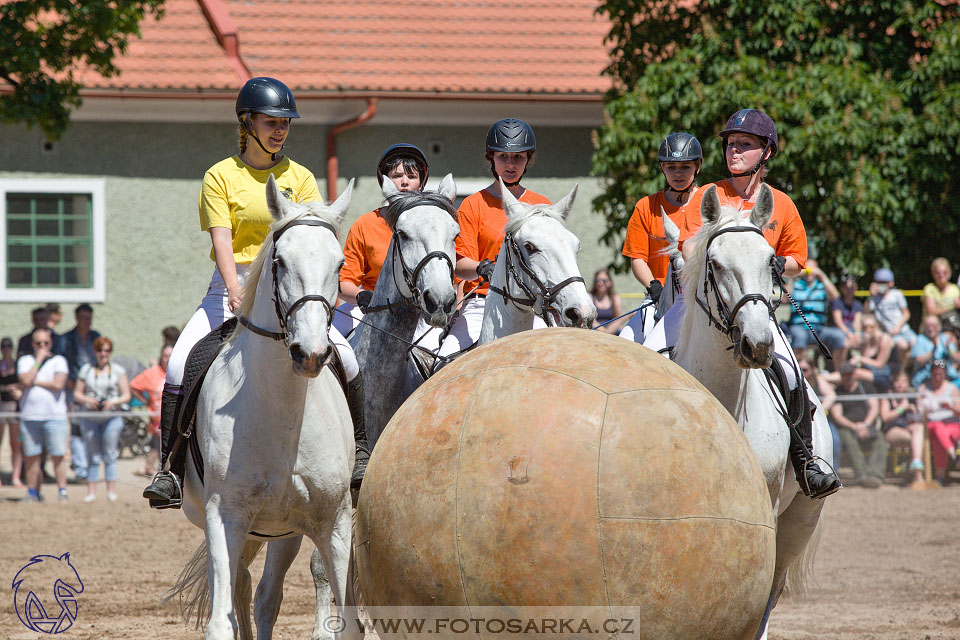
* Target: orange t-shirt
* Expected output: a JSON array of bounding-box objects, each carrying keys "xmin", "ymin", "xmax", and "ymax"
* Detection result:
[
  {"xmin": 340, "ymin": 209, "xmax": 394, "ymax": 291},
  {"xmin": 678, "ymin": 180, "xmax": 808, "ymax": 268},
  {"xmin": 129, "ymin": 365, "xmax": 166, "ymax": 434},
  {"xmin": 456, "ymin": 188, "xmax": 552, "ymax": 296},
  {"xmin": 621, "ymin": 190, "xmax": 702, "ymax": 284}
]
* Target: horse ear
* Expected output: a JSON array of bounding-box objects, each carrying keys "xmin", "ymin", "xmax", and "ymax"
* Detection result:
[
  {"xmin": 700, "ymin": 184, "xmax": 721, "ymax": 225},
  {"xmin": 499, "ymin": 178, "xmax": 525, "ymax": 218},
  {"xmin": 436, "ymin": 173, "xmax": 457, "ymax": 202},
  {"xmin": 750, "ymin": 184, "xmax": 774, "ymax": 229},
  {"xmin": 661, "ymin": 205, "xmax": 680, "ymax": 245},
  {"xmin": 327, "ymin": 178, "xmax": 354, "ymax": 224},
  {"xmin": 265, "ymin": 174, "xmax": 292, "ymax": 221},
  {"xmin": 550, "ymin": 183, "xmax": 578, "ymax": 221},
  {"xmin": 381, "ymin": 174, "xmax": 400, "ymax": 199}
]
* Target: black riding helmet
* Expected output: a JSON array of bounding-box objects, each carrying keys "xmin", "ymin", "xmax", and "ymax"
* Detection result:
[
  {"xmin": 719, "ymin": 109, "xmax": 778, "ymax": 177},
  {"xmin": 657, "ymin": 132, "xmax": 702, "ymax": 194},
  {"xmin": 486, "ymin": 118, "xmax": 536, "ymax": 186},
  {"xmin": 376, "ymin": 143, "xmax": 429, "ymax": 187},
  {"xmin": 235, "ymin": 77, "xmax": 299, "ymax": 160}
]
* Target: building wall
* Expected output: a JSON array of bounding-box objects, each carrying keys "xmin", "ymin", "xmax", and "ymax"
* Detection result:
[{"xmin": 0, "ymin": 121, "xmax": 639, "ymax": 363}]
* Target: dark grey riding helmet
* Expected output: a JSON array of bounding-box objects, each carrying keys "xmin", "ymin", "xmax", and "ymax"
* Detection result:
[
  {"xmin": 486, "ymin": 118, "xmax": 536, "ymax": 153},
  {"xmin": 235, "ymin": 77, "xmax": 300, "ymax": 159},
  {"xmin": 657, "ymin": 132, "xmax": 702, "ymax": 193},
  {"xmin": 719, "ymin": 108, "xmax": 778, "ymax": 176},
  {"xmin": 376, "ymin": 143, "xmax": 430, "ymax": 187}
]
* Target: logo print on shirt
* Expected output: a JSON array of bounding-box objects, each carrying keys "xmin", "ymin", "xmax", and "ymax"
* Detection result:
[
  {"xmin": 766, "ymin": 220, "xmax": 779, "ymax": 232},
  {"xmin": 281, "ymin": 187, "xmax": 295, "ymax": 201}
]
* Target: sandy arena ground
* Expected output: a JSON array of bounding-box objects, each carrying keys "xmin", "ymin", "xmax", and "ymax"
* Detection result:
[{"xmin": 2, "ymin": 436, "xmax": 959, "ymax": 639}]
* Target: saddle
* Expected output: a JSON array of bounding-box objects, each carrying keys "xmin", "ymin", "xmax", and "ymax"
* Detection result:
[{"xmin": 177, "ymin": 317, "xmax": 348, "ymax": 485}]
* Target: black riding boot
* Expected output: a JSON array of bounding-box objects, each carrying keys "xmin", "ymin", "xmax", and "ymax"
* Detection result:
[
  {"xmin": 789, "ymin": 394, "xmax": 842, "ymax": 499},
  {"xmin": 142, "ymin": 385, "xmax": 187, "ymax": 509},
  {"xmin": 347, "ymin": 373, "xmax": 370, "ymax": 490}
]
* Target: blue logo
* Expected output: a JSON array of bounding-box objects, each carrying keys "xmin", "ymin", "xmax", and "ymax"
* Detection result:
[
  {"xmin": 12, "ymin": 553, "xmax": 84, "ymax": 634},
  {"xmin": 735, "ymin": 109, "xmax": 751, "ymax": 125}
]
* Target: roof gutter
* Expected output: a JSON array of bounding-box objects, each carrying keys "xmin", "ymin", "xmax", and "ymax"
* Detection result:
[
  {"xmin": 326, "ymin": 98, "xmax": 378, "ymax": 199},
  {"xmin": 197, "ymin": 0, "xmax": 251, "ymax": 83}
]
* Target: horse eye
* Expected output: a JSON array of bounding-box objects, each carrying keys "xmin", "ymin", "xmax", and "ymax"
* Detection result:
[
  {"xmin": 524, "ymin": 241, "xmax": 539, "ymax": 254},
  {"xmin": 397, "ymin": 230, "xmax": 408, "ymax": 241},
  {"xmin": 274, "ymin": 257, "xmax": 285, "ymax": 270}
]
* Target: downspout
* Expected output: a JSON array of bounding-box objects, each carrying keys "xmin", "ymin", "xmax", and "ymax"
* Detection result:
[
  {"xmin": 326, "ymin": 98, "xmax": 378, "ymax": 199},
  {"xmin": 197, "ymin": 0, "xmax": 252, "ymax": 82}
]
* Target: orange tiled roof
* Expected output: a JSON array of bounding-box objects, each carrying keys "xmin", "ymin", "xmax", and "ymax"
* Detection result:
[{"xmin": 82, "ymin": 0, "xmax": 611, "ymax": 97}]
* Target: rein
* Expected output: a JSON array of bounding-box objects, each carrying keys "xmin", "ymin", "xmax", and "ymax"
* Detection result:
[
  {"xmin": 237, "ymin": 217, "xmax": 338, "ymax": 343},
  {"xmin": 487, "ymin": 232, "xmax": 584, "ymax": 326}
]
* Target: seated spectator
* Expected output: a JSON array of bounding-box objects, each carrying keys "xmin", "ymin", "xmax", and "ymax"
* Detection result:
[
  {"xmin": 880, "ymin": 371, "xmax": 926, "ymax": 486},
  {"xmin": 591, "ymin": 269, "xmax": 626, "ymax": 334},
  {"xmin": 129, "ymin": 343, "xmax": 172, "ymax": 477},
  {"xmin": 16, "ymin": 307, "xmax": 49, "ymax": 360},
  {"xmin": 867, "ymin": 268, "xmax": 916, "ymax": 363},
  {"xmin": 786, "ymin": 259, "xmax": 846, "ymax": 358},
  {"xmin": 73, "ymin": 336, "xmax": 130, "ymax": 502},
  {"xmin": 922, "ymin": 257, "xmax": 960, "ymax": 337},
  {"xmin": 832, "ymin": 362, "xmax": 887, "ymax": 488},
  {"xmin": 910, "ymin": 314, "xmax": 959, "ymax": 388},
  {"xmin": 918, "ymin": 359, "xmax": 960, "ymax": 484},
  {"xmin": 17, "ymin": 328, "xmax": 70, "ymax": 502},
  {"xmin": 848, "ymin": 314, "xmax": 895, "ymax": 391},
  {"xmin": 800, "ymin": 353, "xmax": 841, "ymax": 468},
  {"xmin": 830, "ymin": 273, "xmax": 863, "ymax": 363}
]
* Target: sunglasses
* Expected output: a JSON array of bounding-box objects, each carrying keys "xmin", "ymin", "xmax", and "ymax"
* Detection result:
[
  {"xmin": 97, "ymin": 348, "xmax": 112, "ymax": 353},
  {"xmin": 0, "ymin": 343, "xmax": 12, "ymax": 349},
  {"xmin": 33, "ymin": 340, "xmax": 51, "ymax": 346}
]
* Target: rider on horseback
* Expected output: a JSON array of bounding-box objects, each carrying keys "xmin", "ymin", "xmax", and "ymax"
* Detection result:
[{"xmin": 143, "ymin": 77, "xmax": 367, "ymax": 507}]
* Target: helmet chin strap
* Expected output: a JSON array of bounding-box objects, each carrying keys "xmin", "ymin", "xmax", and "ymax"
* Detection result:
[
  {"xmin": 243, "ymin": 114, "xmax": 280, "ymax": 161},
  {"xmin": 727, "ymin": 140, "xmax": 771, "ymax": 178}
]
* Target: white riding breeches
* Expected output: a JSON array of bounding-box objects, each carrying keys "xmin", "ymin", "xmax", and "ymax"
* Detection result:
[
  {"xmin": 167, "ymin": 267, "xmax": 358, "ymax": 388},
  {"xmin": 642, "ymin": 294, "xmax": 798, "ymax": 390}
]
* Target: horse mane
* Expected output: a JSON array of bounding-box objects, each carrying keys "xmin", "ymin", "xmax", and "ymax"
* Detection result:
[
  {"xmin": 233, "ymin": 203, "xmax": 342, "ymax": 334},
  {"xmin": 504, "ymin": 202, "xmax": 566, "ymax": 235},
  {"xmin": 380, "ymin": 191, "xmax": 458, "ymax": 229}
]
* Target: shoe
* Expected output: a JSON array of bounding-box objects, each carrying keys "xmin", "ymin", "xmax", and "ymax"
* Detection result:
[
  {"xmin": 107, "ymin": 492, "xmax": 118, "ymax": 502},
  {"xmin": 22, "ymin": 494, "xmax": 41, "ymax": 504},
  {"xmin": 58, "ymin": 489, "xmax": 69, "ymax": 502},
  {"xmin": 908, "ymin": 459, "xmax": 924, "ymax": 472},
  {"xmin": 860, "ymin": 476, "xmax": 882, "ymax": 489},
  {"xmin": 803, "ymin": 464, "xmax": 842, "ymax": 498},
  {"xmin": 83, "ymin": 494, "xmax": 96, "ymax": 503},
  {"xmin": 143, "ymin": 471, "xmax": 182, "ymax": 508}
]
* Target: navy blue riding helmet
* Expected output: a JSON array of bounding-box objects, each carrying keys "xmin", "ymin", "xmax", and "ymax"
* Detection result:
[
  {"xmin": 235, "ymin": 77, "xmax": 300, "ymax": 159},
  {"xmin": 719, "ymin": 109, "xmax": 778, "ymax": 178},
  {"xmin": 376, "ymin": 143, "xmax": 430, "ymax": 187}
]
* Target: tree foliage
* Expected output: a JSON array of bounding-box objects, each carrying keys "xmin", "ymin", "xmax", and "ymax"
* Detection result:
[
  {"xmin": 0, "ymin": 0, "xmax": 165, "ymax": 140},
  {"xmin": 592, "ymin": 0, "xmax": 960, "ymax": 284}
]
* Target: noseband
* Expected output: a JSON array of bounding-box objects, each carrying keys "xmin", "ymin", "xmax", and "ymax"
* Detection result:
[
  {"xmin": 392, "ymin": 232, "xmax": 455, "ymax": 308},
  {"xmin": 238, "ymin": 218, "xmax": 338, "ymax": 343},
  {"xmin": 694, "ymin": 225, "xmax": 780, "ymax": 344},
  {"xmin": 487, "ymin": 232, "xmax": 585, "ymax": 327}
]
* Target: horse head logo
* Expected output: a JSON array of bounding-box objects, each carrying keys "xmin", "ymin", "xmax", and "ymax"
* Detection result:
[{"xmin": 11, "ymin": 553, "xmax": 84, "ymax": 634}]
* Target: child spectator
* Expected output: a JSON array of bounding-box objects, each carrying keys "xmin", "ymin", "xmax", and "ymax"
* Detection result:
[
  {"xmin": 786, "ymin": 259, "xmax": 846, "ymax": 358},
  {"xmin": 830, "ymin": 273, "xmax": 863, "ymax": 362},
  {"xmin": 129, "ymin": 344, "xmax": 172, "ymax": 477},
  {"xmin": 922, "ymin": 257, "xmax": 960, "ymax": 335},
  {"xmin": 918, "ymin": 360, "xmax": 960, "ymax": 484},
  {"xmin": 880, "ymin": 371, "xmax": 926, "ymax": 486},
  {"xmin": 867, "ymin": 268, "xmax": 916, "ymax": 363},
  {"xmin": 910, "ymin": 314, "xmax": 960, "ymax": 388},
  {"xmin": 832, "ymin": 362, "xmax": 887, "ymax": 488}
]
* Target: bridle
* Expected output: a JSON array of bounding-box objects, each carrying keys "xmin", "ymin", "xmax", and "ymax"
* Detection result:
[
  {"xmin": 237, "ymin": 217, "xmax": 338, "ymax": 343},
  {"xmin": 694, "ymin": 225, "xmax": 780, "ymax": 345},
  {"xmin": 362, "ymin": 230, "xmax": 455, "ymax": 315},
  {"xmin": 488, "ymin": 231, "xmax": 585, "ymax": 327}
]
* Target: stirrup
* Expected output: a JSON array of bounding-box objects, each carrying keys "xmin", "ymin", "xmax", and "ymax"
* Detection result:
[
  {"xmin": 801, "ymin": 456, "xmax": 842, "ymax": 500},
  {"xmin": 143, "ymin": 471, "xmax": 183, "ymax": 509}
]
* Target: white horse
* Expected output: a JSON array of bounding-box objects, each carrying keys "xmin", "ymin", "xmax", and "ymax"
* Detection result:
[
  {"xmin": 672, "ymin": 184, "xmax": 833, "ymax": 640},
  {"xmin": 168, "ymin": 175, "xmax": 360, "ymax": 640},
  {"xmin": 478, "ymin": 180, "xmax": 597, "ymax": 342}
]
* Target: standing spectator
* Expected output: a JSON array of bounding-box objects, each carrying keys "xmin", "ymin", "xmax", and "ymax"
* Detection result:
[
  {"xmin": 919, "ymin": 359, "xmax": 960, "ymax": 484},
  {"xmin": 161, "ymin": 325, "xmax": 181, "ymax": 347},
  {"xmin": 590, "ymin": 269, "xmax": 625, "ymax": 334},
  {"xmin": 910, "ymin": 314, "xmax": 959, "ymax": 388},
  {"xmin": 832, "ymin": 362, "xmax": 887, "ymax": 488},
  {"xmin": 1, "ymin": 337, "xmax": 24, "ymax": 487},
  {"xmin": 59, "ymin": 303, "xmax": 100, "ymax": 482},
  {"xmin": 786, "ymin": 259, "xmax": 846, "ymax": 359},
  {"xmin": 881, "ymin": 371, "xmax": 926, "ymax": 486},
  {"xmin": 73, "ymin": 337, "xmax": 130, "ymax": 502},
  {"xmin": 45, "ymin": 303, "xmax": 62, "ymax": 352},
  {"xmin": 16, "ymin": 307, "xmax": 49, "ymax": 360},
  {"xmin": 830, "ymin": 273, "xmax": 863, "ymax": 363},
  {"xmin": 17, "ymin": 328, "xmax": 70, "ymax": 502},
  {"xmin": 129, "ymin": 344, "xmax": 172, "ymax": 477},
  {"xmin": 867, "ymin": 268, "xmax": 916, "ymax": 363},
  {"xmin": 922, "ymin": 257, "xmax": 960, "ymax": 334}
]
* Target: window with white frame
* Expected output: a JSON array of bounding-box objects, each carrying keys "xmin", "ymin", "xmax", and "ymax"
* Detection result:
[{"xmin": 0, "ymin": 179, "xmax": 106, "ymax": 302}]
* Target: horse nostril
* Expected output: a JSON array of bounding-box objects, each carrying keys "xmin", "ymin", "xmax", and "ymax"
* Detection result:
[
  {"xmin": 289, "ymin": 343, "xmax": 308, "ymax": 364},
  {"xmin": 422, "ymin": 290, "xmax": 438, "ymax": 314},
  {"xmin": 442, "ymin": 295, "xmax": 455, "ymax": 315},
  {"xmin": 564, "ymin": 307, "xmax": 583, "ymax": 327},
  {"xmin": 740, "ymin": 337, "xmax": 754, "ymax": 360}
]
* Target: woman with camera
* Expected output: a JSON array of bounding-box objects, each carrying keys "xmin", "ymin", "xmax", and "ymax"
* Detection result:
[{"xmin": 73, "ymin": 336, "xmax": 130, "ymax": 502}]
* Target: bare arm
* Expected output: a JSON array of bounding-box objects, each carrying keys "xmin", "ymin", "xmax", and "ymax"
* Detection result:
[
  {"xmin": 73, "ymin": 377, "xmax": 98, "ymax": 409},
  {"xmin": 455, "ymin": 257, "xmax": 482, "ymax": 282},
  {"xmin": 339, "ymin": 280, "xmax": 363, "ymax": 306},
  {"xmin": 106, "ymin": 374, "xmax": 131, "ymax": 408},
  {"xmin": 816, "ymin": 376, "xmax": 837, "ymax": 412},
  {"xmin": 630, "ymin": 258, "xmax": 656, "ymax": 289},
  {"xmin": 209, "ymin": 227, "xmax": 242, "ymax": 312}
]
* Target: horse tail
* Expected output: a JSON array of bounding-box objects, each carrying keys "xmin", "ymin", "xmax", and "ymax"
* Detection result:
[
  {"xmin": 163, "ymin": 541, "xmax": 209, "ymax": 629},
  {"xmin": 784, "ymin": 514, "xmax": 824, "ymax": 596}
]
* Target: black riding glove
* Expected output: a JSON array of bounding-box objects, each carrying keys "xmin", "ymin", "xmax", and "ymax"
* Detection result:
[
  {"xmin": 773, "ymin": 256, "xmax": 787, "ymax": 279},
  {"xmin": 647, "ymin": 279, "xmax": 663, "ymax": 303},
  {"xmin": 476, "ymin": 259, "xmax": 495, "ymax": 283},
  {"xmin": 356, "ymin": 289, "xmax": 373, "ymax": 313}
]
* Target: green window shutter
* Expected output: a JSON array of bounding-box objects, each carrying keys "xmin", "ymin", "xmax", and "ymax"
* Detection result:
[{"xmin": 6, "ymin": 192, "xmax": 93, "ymax": 288}]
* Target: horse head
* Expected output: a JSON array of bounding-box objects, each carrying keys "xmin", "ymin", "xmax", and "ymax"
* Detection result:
[
  {"xmin": 380, "ymin": 175, "xmax": 459, "ymax": 327},
  {"xmin": 261, "ymin": 174, "xmax": 351, "ymax": 377},
  {"xmin": 499, "ymin": 180, "xmax": 597, "ymax": 328},
  {"xmin": 691, "ymin": 183, "xmax": 776, "ymax": 369}
]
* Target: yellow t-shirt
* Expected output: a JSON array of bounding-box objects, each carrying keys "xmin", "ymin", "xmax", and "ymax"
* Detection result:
[{"xmin": 198, "ymin": 156, "xmax": 322, "ymax": 264}]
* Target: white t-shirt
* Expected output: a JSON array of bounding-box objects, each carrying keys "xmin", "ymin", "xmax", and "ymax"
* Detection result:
[
  {"xmin": 870, "ymin": 288, "xmax": 908, "ymax": 333},
  {"xmin": 77, "ymin": 362, "xmax": 126, "ymax": 404},
  {"xmin": 17, "ymin": 354, "xmax": 69, "ymax": 420}
]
